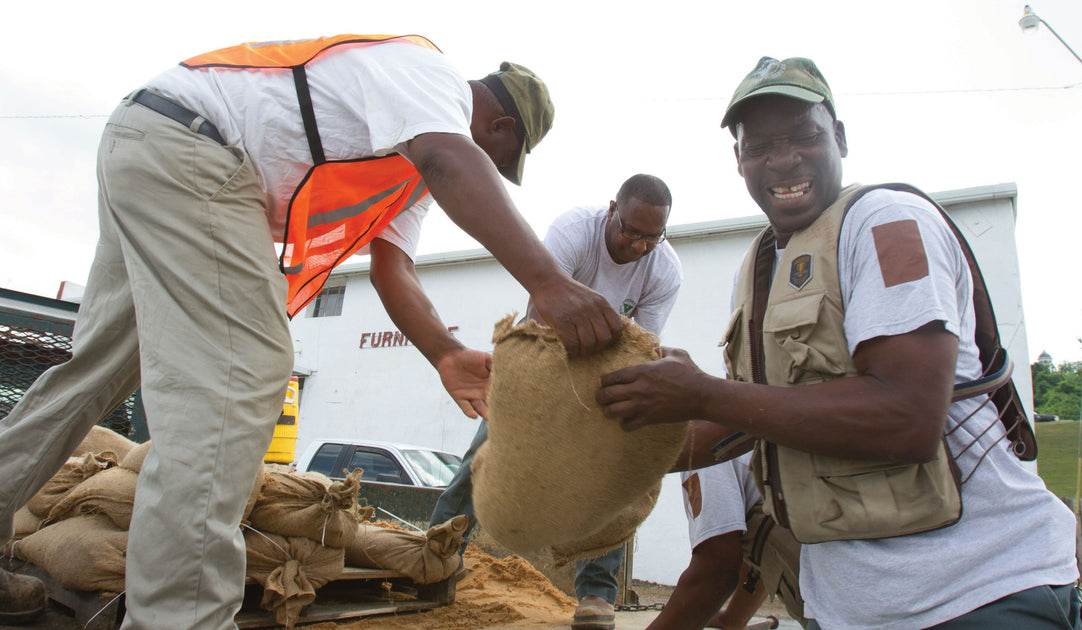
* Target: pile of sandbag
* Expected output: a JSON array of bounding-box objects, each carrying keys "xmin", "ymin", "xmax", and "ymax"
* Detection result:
[
  {"xmin": 244, "ymin": 465, "xmax": 467, "ymax": 627},
  {"xmin": 473, "ymin": 315, "xmax": 689, "ymax": 565},
  {"xmin": 6, "ymin": 426, "xmax": 138, "ymax": 593},
  {"xmin": 5, "ymin": 426, "xmax": 468, "ymax": 630}
]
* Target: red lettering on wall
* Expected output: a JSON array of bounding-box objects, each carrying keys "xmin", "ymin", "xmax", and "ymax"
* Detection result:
[{"xmin": 358, "ymin": 326, "xmax": 458, "ymax": 349}]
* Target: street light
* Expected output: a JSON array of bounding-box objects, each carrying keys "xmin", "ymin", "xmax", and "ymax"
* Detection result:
[{"xmin": 1018, "ymin": 5, "xmax": 1082, "ymax": 66}]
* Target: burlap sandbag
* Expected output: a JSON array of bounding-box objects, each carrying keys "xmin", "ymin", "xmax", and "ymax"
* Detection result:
[
  {"xmin": 551, "ymin": 482, "xmax": 661, "ymax": 566},
  {"xmin": 472, "ymin": 315, "xmax": 688, "ymax": 558},
  {"xmin": 344, "ymin": 515, "xmax": 467, "ymax": 583},
  {"xmin": 13, "ymin": 514, "xmax": 126, "ymax": 593},
  {"xmin": 242, "ymin": 461, "xmax": 265, "ymax": 524},
  {"xmin": 119, "ymin": 440, "xmax": 151, "ymax": 472},
  {"xmin": 73, "ymin": 425, "xmax": 136, "ymax": 460},
  {"xmin": 44, "ymin": 466, "xmax": 138, "ymax": 530},
  {"xmin": 247, "ymin": 469, "xmax": 365, "ymax": 548},
  {"xmin": 244, "ymin": 528, "xmax": 344, "ymax": 629},
  {"xmin": 26, "ymin": 452, "xmax": 119, "ymax": 519},
  {"xmin": 2, "ymin": 507, "xmax": 43, "ymax": 556}
]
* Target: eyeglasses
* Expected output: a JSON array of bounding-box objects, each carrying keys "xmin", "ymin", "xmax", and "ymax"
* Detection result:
[{"xmin": 612, "ymin": 207, "xmax": 666, "ymax": 245}]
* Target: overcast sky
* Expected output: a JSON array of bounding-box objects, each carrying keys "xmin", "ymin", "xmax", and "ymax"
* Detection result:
[{"xmin": 2, "ymin": 0, "xmax": 1080, "ymax": 364}]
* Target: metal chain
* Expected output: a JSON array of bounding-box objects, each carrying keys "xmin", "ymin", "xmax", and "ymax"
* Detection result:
[{"xmin": 614, "ymin": 602, "xmax": 665, "ymax": 612}]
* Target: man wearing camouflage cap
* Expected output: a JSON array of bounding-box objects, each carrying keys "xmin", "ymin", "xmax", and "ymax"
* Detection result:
[
  {"xmin": 0, "ymin": 35, "xmax": 622, "ymax": 628},
  {"xmin": 597, "ymin": 56, "xmax": 1078, "ymax": 629}
]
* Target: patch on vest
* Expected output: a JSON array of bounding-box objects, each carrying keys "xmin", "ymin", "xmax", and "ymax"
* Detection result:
[{"xmin": 789, "ymin": 254, "xmax": 812, "ymax": 290}]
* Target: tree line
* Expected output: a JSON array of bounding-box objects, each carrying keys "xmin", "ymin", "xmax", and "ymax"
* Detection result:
[{"xmin": 1032, "ymin": 360, "xmax": 1082, "ymax": 421}]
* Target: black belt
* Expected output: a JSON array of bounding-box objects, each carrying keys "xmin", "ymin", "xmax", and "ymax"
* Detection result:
[{"xmin": 131, "ymin": 89, "xmax": 226, "ymax": 145}]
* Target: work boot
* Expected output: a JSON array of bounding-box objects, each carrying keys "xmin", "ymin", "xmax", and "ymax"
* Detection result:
[
  {"xmin": 572, "ymin": 595, "xmax": 615, "ymax": 630},
  {"xmin": 0, "ymin": 568, "xmax": 46, "ymax": 625}
]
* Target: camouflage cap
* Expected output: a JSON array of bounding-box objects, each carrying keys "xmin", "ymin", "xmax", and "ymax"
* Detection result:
[
  {"xmin": 479, "ymin": 61, "xmax": 555, "ymax": 185},
  {"xmin": 721, "ymin": 57, "xmax": 835, "ymax": 131}
]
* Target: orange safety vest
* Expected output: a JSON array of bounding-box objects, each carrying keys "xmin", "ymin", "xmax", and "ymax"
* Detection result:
[{"xmin": 182, "ymin": 34, "xmax": 442, "ymax": 318}]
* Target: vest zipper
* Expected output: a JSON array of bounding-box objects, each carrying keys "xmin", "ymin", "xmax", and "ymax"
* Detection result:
[{"xmin": 751, "ymin": 231, "xmax": 790, "ymax": 529}]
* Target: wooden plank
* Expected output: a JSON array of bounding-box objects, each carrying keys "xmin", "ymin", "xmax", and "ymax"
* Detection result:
[
  {"xmin": 4, "ymin": 558, "xmax": 455, "ymax": 630},
  {"xmin": 235, "ymin": 599, "xmax": 446, "ymax": 629},
  {"xmin": 244, "ymin": 566, "xmax": 402, "ymax": 584},
  {"xmin": 236, "ymin": 567, "xmax": 456, "ymax": 628}
]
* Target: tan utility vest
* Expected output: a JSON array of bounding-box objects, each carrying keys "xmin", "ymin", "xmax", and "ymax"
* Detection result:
[{"xmin": 723, "ymin": 184, "xmax": 963, "ymax": 544}]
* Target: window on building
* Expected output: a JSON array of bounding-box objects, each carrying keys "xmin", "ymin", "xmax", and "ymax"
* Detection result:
[{"xmin": 310, "ymin": 286, "xmax": 345, "ymax": 318}]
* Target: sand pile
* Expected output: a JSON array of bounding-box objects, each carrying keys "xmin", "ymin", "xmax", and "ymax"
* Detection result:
[{"xmin": 311, "ymin": 546, "xmax": 577, "ymax": 629}]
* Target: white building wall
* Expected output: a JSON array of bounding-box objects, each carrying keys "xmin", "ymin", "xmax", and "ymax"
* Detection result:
[{"xmin": 289, "ymin": 183, "xmax": 1032, "ymax": 586}]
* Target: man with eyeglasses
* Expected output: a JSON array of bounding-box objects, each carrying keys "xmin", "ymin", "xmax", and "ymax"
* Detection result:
[{"xmin": 429, "ymin": 173, "xmax": 681, "ymax": 630}]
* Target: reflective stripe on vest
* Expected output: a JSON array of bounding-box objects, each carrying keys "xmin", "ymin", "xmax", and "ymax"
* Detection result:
[{"xmin": 181, "ymin": 34, "xmax": 441, "ymax": 318}]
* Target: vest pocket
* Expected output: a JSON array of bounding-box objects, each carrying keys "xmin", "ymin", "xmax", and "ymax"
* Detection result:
[
  {"xmin": 721, "ymin": 306, "xmax": 744, "ymax": 379},
  {"xmin": 763, "ymin": 293, "xmax": 849, "ymax": 384},
  {"xmin": 781, "ymin": 440, "xmax": 962, "ymax": 543}
]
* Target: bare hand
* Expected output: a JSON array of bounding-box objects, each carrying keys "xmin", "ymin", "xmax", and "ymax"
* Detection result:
[
  {"xmin": 596, "ymin": 347, "xmax": 707, "ymax": 431},
  {"xmin": 436, "ymin": 348, "xmax": 493, "ymax": 419},
  {"xmin": 530, "ymin": 277, "xmax": 623, "ymax": 357}
]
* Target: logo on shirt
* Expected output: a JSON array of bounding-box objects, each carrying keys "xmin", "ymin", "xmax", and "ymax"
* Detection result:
[
  {"xmin": 621, "ymin": 299, "xmax": 636, "ymax": 316},
  {"xmin": 789, "ymin": 254, "xmax": 812, "ymax": 290}
]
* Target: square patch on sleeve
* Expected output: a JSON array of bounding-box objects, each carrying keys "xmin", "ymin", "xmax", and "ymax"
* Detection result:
[{"xmin": 871, "ymin": 219, "xmax": 929, "ymax": 288}]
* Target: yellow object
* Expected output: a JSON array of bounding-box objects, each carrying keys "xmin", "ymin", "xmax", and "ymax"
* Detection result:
[{"xmin": 265, "ymin": 376, "xmax": 300, "ymax": 464}]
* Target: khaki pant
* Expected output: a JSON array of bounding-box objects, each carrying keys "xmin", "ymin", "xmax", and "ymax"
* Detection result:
[{"xmin": 0, "ymin": 98, "xmax": 293, "ymax": 629}]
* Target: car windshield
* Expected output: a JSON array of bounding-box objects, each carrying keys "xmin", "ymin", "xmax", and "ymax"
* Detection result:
[{"xmin": 400, "ymin": 448, "xmax": 461, "ymax": 487}]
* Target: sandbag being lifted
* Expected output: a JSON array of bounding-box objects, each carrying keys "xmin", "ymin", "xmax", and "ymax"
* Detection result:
[{"xmin": 472, "ymin": 315, "xmax": 688, "ymax": 560}]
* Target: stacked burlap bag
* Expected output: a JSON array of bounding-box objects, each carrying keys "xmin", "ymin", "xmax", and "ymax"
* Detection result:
[
  {"xmin": 72, "ymin": 425, "xmax": 137, "ymax": 460},
  {"xmin": 2, "ymin": 507, "xmax": 42, "ymax": 558},
  {"xmin": 472, "ymin": 315, "xmax": 688, "ymax": 564},
  {"xmin": 9, "ymin": 431, "xmax": 265, "ymax": 597},
  {"xmin": 13, "ymin": 514, "xmax": 127, "ymax": 593},
  {"xmin": 9, "ymin": 427, "xmax": 137, "ymax": 594},
  {"xmin": 246, "ymin": 468, "xmax": 369, "ymax": 548},
  {"xmin": 243, "ymin": 528, "xmax": 344, "ymax": 630},
  {"xmin": 242, "ymin": 467, "xmax": 370, "ymax": 626},
  {"xmin": 344, "ymin": 514, "xmax": 468, "ymax": 584},
  {"xmin": 25, "ymin": 451, "xmax": 119, "ymax": 520}
]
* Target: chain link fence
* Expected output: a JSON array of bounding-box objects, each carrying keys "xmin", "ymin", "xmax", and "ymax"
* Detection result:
[{"xmin": 0, "ymin": 290, "xmax": 144, "ymax": 438}]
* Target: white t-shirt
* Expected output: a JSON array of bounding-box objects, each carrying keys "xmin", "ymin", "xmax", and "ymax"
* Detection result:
[
  {"xmin": 144, "ymin": 41, "xmax": 471, "ymax": 252},
  {"xmin": 798, "ymin": 188, "xmax": 1078, "ymax": 629},
  {"xmin": 680, "ymin": 453, "xmax": 761, "ymax": 549},
  {"xmin": 542, "ymin": 206, "xmax": 683, "ymax": 336}
]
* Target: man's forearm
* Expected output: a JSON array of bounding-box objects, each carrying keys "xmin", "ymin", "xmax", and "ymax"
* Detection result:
[
  {"xmin": 604, "ymin": 326, "xmax": 956, "ymax": 462},
  {"xmin": 411, "ymin": 133, "xmax": 567, "ymax": 293},
  {"xmin": 648, "ymin": 548, "xmax": 740, "ymax": 630},
  {"xmin": 369, "ymin": 239, "xmax": 462, "ymax": 367}
]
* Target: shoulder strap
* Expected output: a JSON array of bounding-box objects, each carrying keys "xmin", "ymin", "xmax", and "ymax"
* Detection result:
[
  {"xmin": 710, "ymin": 231, "xmax": 775, "ymax": 462},
  {"xmin": 842, "ymin": 184, "xmax": 1036, "ymax": 460},
  {"xmin": 292, "ymin": 66, "xmax": 325, "ymax": 165}
]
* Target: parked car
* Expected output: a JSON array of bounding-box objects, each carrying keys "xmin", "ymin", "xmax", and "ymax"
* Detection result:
[
  {"xmin": 292, "ymin": 439, "xmax": 463, "ymax": 526},
  {"xmin": 1034, "ymin": 414, "xmax": 1060, "ymax": 423},
  {"xmin": 295, "ymin": 439, "xmax": 462, "ymax": 487}
]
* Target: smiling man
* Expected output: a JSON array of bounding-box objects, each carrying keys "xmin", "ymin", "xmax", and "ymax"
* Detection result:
[{"xmin": 596, "ymin": 57, "xmax": 1078, "ymax": 629}]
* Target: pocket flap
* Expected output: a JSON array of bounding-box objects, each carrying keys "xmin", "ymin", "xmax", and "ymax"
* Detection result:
[{"xmin": 762, "ymin": 293, "xmax": 825, "ymax": 334}]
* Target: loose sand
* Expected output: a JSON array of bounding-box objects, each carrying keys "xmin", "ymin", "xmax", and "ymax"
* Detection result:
[{"xmin": 303, "ymin": 546, "xmax": 577, "ymax": 630}]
